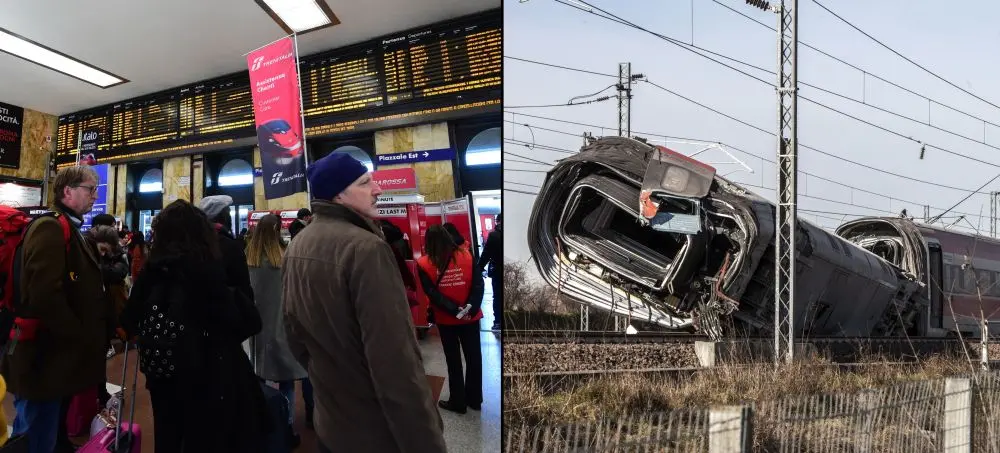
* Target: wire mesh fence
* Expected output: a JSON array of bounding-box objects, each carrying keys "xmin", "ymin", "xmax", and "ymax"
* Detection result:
[
  {"xmin": 504, "ymin": 409, "xmax": 710, "ymax": 453},
  {"xmin": 508, "ymin": 372, "xmax": 1000, "ymax": 453}
]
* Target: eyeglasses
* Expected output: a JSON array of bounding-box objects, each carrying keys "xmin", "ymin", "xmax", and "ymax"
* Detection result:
[{"xmin": 74, "ymin": 185, "xmax": 98, "ymax": 194}]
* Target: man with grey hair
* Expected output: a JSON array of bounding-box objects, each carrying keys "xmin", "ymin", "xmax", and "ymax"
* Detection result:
[{"xmin": 2, "ymin": 166, "xmax": 110, "ymax": 453}]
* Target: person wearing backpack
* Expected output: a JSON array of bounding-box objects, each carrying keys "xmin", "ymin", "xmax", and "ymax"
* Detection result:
[
  {"xmin": 416, "ymin": 225, "xmax": 485, "ymax": 415},
  {"xmin": 120, "ymin": 199, "xmax": 270, "ymax": 453},
  {"xmin": 1, "ymin": 166, "xmax": 110, "ymax": 453}
]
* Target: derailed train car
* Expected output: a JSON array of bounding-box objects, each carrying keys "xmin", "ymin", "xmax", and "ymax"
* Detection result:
[
  {"xmin": 837, "ymin": 217, "xmax": 1000, "ymax": 337},
  {"xmin": 527, "ymin": 137, "xmax": 926, "ymax": 338}
]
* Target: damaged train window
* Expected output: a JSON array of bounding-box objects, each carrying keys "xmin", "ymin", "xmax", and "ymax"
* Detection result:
[{"xmin": 646, "ymin": 195, "xmax": 702, "ymax": 235}]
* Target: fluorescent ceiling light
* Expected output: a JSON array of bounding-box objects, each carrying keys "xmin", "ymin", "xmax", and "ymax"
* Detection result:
[
  {"xmin": 466, "ymin": 149, "xmax": 501, "ymax": 167},
  {"xmin": 0, "ymin": 28, "xmax": 127, "ymax": 88},
  {"xmin": 256, "ymin": 0, "xmax": 341, "ymax": 35}
]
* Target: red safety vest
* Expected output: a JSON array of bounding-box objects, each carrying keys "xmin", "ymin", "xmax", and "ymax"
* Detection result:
[{"xmin": 417, "ymin": 250, "xmax": 483, "ymax": 326}]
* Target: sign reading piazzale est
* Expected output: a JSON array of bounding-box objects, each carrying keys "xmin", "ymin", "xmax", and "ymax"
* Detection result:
[{"xmin": 0, "ymin": 101, "xmax": 24, "ymax": 169}]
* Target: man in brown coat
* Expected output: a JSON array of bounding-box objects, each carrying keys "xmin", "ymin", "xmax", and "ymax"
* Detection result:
[
  {"xmin": 282, "ymin": 152, "xmax": 447, "ymax": 453},
  {"xmin": 2, "ymin": 166, "xmax": 109, "ymax": 453}
]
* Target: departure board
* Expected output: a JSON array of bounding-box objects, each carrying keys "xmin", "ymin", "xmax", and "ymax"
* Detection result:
[
  {"xmin": 57, "ymin": 114, "xmax": 110, "ymax": 160},
  {"xmin": 55, "ymin": 9, "xmax": 500, "ymax": 165},
  {"xmin": 302, "ymin": 47, "xmax": 384, "ymax": 117},
  {"xmin": 381, "ymin": 17, "xmax": 501, "ymax": 104},
  {"xmin": 179, "ymin": 79, "xmax": 255, "ymax": 137},
  {"xmin": 111, "ymin": 97, "xmax": 179, "ymax": 148}
]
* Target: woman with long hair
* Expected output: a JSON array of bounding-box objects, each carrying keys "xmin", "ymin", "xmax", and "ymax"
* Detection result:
[
  {"xmin": 245, "ymin": 214, "xmax": 313, "ymax": 445},
  {"xmin": 121, "ymin": 200, "xmax": 270, "ymax": 453},
  {"xmin": 415, "ymin": 225, "xmax": 484, "ymax": 414}
]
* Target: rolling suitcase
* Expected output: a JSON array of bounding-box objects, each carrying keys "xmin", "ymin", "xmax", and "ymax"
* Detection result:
[
  {"xmin": 65, "ymin": 385, "xmax": 100, "ymax": 437},
  {"xmin": 251, "ymin": 336, "xmax": 292, "ymax": 453},
  {"xmin": 79, "ymin": 342, "xmax": 142, "ymax": 453}
]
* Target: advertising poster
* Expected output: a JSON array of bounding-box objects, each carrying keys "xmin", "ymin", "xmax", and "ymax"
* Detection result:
[
  {"xmin": 442, "ymin": 198, "xmax": 473, "ymax": 250},
  {"xmin": 78, "ymin": 128, "xmax": 99, "ymax": 166},
  {"xmin": 81, "ymin": 164, "xmax": 109, "ymax": 231},
  {"xmin": 0, "ymin": 101, "xmax": 24, "ymax": 169},
  {"xmin": 372, "ymin": 168, "xmax": 418, "ymax": 193},
  {"xmin": 247, "ymin": 37, "xmax": 307, "ymax": 200}
]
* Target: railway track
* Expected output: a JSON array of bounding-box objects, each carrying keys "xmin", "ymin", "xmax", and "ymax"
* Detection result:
[{"xmin": 505, "ymin": 330, "xmax": 970, "ymax": 345}]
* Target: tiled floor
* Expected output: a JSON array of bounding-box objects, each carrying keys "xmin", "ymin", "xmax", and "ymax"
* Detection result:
[
  {"xmin": 420, "ymin": 328, "xmax": 502, "ymax": 453},
  {"xmin": 1, "ymin": 315, "xmax": 502, "ymax": 452}
]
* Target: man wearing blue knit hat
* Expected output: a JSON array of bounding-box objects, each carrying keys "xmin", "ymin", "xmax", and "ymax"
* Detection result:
[{"xmin": 282, "ymin": 152, "xmax": 446, "ymax": 453}]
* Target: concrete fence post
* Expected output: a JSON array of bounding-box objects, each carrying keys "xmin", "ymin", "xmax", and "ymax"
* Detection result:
[
  {"xmin": 709, "ymin": 405, "xmax": 752, "ymax": 453},
  {"xmin": 942, "ymin": 377, "xmax": 972, "ymax": 453}
]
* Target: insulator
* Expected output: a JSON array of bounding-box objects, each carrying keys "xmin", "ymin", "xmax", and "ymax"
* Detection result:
[{"xmin": 746, "ymin": 0, "xmax": 771, "ymax": 11}]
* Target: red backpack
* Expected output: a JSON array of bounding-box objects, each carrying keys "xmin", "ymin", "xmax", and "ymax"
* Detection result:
[{"xmin": 0, "ymin": 205, "xmax": 71, "ymax": 352}]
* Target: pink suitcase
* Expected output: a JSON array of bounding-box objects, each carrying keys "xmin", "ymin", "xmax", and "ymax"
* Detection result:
[
  {"xmin": 66, "ymin": 385, "xmax": 100, "ymax": 437},
  {"xmin": 78, "ymin": 422, "xmax": 140, "ymax": 453},
  {"xmin": 80, "ymin": 342, "xmax": 141, "ymax": 453}
]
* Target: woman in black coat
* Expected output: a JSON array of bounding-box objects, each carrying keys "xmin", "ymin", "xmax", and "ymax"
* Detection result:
[{"xmin": 121, "ymin": 200, "xmax": 271, "ymax": 453}]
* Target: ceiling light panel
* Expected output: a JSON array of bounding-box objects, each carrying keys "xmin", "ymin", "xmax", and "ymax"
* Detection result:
[
  {"xmin": 257, "ymin": 0, "xmax": 340, "ymax": 35},
  {"xmin": 0, "ymin": 28, "xmax": 126, "ymax": 88}
]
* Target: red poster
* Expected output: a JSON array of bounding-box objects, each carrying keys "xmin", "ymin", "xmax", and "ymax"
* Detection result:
[
  {"xmin": 247, "ymin": 38, "xmax": 307, "ymax": 200},
  {"xmin": 372, "ymin": 168, "xmax": 418, "ymax": 192},
  {"xmin": 442, "ymin": 198, "xmax": 473, "ymax": 249}
]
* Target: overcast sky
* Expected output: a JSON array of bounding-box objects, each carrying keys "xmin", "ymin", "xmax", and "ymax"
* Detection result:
[{"xmin": 503, "ymin": 0, "xmax": 1000, "ymax": 279}]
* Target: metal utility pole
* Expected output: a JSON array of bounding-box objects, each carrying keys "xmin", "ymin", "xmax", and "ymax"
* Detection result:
[
  {"xmin": 771, "ymin": 0, "xmax": 799, "ymax": 365},
  {"xmin": 617, "ymin": 63, "xmax": 632, "ymax": 137},
  {"xmin": 923, "ymin": 205, "xmax": 930, "ymax": 224},
  {"xmin": 991, "ymin": 192, "xmax": 999, "ymax": 238}
]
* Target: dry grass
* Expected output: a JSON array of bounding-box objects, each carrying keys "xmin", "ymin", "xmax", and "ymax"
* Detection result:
[{"xmin": 505, "ymin": 352, "xmax": 973, "ymax": 426}]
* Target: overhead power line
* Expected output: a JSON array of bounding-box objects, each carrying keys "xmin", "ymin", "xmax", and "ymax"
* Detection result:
[
  {"xmin": 502, "ymin": 113, "xmax": 989, "ymax": 218},
  {"xmin": 810, "ymin": 0, "xmax": 1000, "ymax": 112},
  {"xmin": 548, "ymin": 0, "xmax": 1000, "ymax": 169},
  {"xmin": 709, "ymin": 0, "xmax": 1000, "ymax": 133}
]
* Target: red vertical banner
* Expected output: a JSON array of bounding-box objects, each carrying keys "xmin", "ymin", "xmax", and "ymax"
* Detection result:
[{"xmin": 247, "ymin": 38, "xmax": 307, "ymax": 200}]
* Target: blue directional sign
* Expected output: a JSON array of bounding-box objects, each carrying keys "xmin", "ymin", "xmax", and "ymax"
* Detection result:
[{"xmin": 376, "ymin": 148, "xmax": 455, "ymax": 166}]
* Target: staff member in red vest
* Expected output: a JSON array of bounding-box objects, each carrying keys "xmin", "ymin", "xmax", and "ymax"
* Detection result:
[{"xmin": 416, "ymin": 225, "xmax": 484, "ymax": 414}]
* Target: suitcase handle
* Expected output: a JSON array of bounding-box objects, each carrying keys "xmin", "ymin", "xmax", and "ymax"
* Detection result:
[{"xmin": 113, "ymin": 341, "xmax": 140, "ymax": 453}]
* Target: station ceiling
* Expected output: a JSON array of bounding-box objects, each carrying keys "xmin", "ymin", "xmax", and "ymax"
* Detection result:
[{"xmin": 0, "ymin": 0, "xmax": 499, "ymax": 115}]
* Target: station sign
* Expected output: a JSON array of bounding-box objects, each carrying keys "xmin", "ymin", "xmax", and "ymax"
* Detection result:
[{"xmin": 375, "ymin": 148, "xmax": 454, "ymax": 165}]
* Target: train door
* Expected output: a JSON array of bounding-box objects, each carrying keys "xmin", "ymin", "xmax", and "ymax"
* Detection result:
[{"xmin": 928, "ymin": 241, "xmax": 944, "ymax": 330}]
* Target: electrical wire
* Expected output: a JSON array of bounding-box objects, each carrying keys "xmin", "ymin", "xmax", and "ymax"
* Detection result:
[
  {"xmin": 504, "ymin": 149, "xmax": 555, "ymax": 166},
  {"xmin": 709, "ymin": 0, "xmax": 1000, "ymax": 132},
  {"xmin": 504, "ymin": 63, "xmax": 992, "ymax": 194},
  {"xmin": 507, "ymin": 188, "xmax": 541, "ymax": 196},
  {"xmin": 549, "ymin": 0, "xmax": 1000, "ymax": 169},
  {"xmin": 811, "ymin": 0, "xmax": 1000, "ymax": 112},
  {"xmin": 504, "ymin": 115, "xmax": 990, "ymax": 219},
  {"xmin": 506, "ymin": 95, "xmax": 614, "ymax": 109}
]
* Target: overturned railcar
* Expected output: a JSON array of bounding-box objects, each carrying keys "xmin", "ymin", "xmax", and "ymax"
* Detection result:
[
  {"xmin": 527, "ymin": 137, "xmax": 925, "ymax": 338},
  {"xmin": 837, "ymin": 217, "xmax": 1000, "ymax": 337}
]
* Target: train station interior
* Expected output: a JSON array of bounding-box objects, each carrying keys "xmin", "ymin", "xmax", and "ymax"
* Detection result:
[{"xmin": 0, "ymin": 0, "xmax": 501, "ymax": 451}]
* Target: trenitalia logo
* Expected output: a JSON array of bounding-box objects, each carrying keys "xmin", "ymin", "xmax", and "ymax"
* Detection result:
[
  {"xmin": 271, "ymin": 172, "xmax": 283, "ymax": 185},
  {"xmin": 251, "ymin": 52, "xmax": 295, "ymax": 72}
]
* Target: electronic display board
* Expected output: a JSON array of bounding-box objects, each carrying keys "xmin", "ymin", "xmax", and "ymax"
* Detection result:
[
  {"xmin": 381, "ymin": 15, "xmax": 501, "ymax": 104},
  {"xmin": 302, "ymin": 47, "xmax": 384, "ymax": 117},
  {"xmin": 55, "ymin": 9, "xmax": 500, "ymax": 165},
  {"xmin": 179, "ymin": 78, "xmax": 255, "ymax": 137}
]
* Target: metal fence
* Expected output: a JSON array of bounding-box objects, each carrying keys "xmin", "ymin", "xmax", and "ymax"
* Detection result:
[{"xmin": 506, "ymin": 373, "xmax": 1000, "ymax": 453}]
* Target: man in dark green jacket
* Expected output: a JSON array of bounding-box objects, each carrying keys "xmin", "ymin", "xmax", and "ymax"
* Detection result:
[{"xmin": 3, "ymin": 166, "xmax": 110, "ymax": 453}]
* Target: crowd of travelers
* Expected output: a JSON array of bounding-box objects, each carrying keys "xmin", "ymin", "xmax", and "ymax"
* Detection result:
[{"xmin": 0, "ymin": 150, "xmax": 500, "ymax": 453}]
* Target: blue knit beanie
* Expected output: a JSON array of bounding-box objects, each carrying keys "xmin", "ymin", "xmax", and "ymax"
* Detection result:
[{"xmin": 307, "ymin": 152, "xmax": 370, "ymax": 200}]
